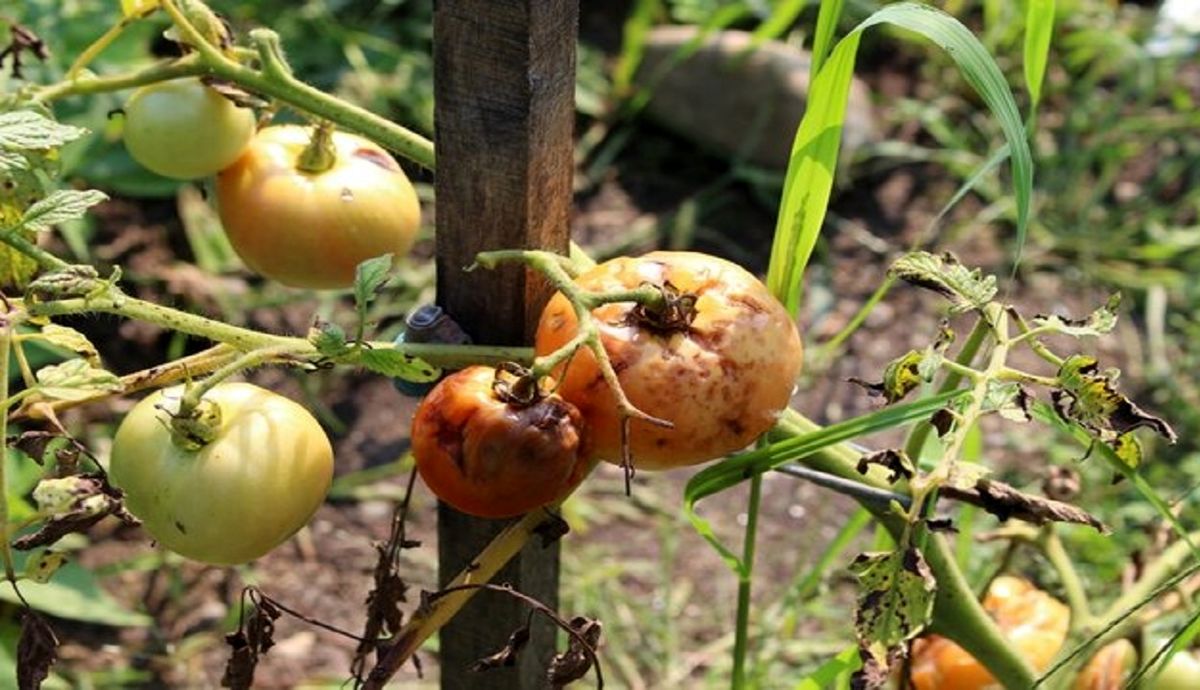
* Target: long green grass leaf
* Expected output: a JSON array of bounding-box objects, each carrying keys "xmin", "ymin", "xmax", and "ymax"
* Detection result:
[
  {"xmin": 809, "ymin": 0, "xmax": 845, "ymax": 80},
  {"xmin": 765, "ymin": 3, "xmax": 1033, "ymax": 315},
  {"xmin": 613, "ymin": 0, "xmax": 661, "ymax": 96},
  {"xmin": 685, "ymin": 391, "xmax": 965, "ymax": 573},
  {"xmin": 752, "ymin": 0, "xmax": 810, "ymax": 45},
  {"xmin": 1023, "ymin": 0, "xmax": 1056, "ymax": 108}
]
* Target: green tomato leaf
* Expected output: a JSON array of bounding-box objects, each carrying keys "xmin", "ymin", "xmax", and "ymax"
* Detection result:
[
  {"xmin": 0, "ymin": 111, "xmax": 88, "ymax": 152},
  {"xmin": 0, "ymin": 150, "xmax": 28, "ymax": 172},
  {"xmin": 350, "ymin": 348, "xmax": 440, "ymax": 382},
  {"xmin": 308, "ymin": 320, "xmax": 351, "ymax": 358},
  {"xmin": 354, "ymin": 254, "xmax": 394, "ymax": 311},
  {"xmin": 982, "ymin": 381, "xmax": 1033, "ymax": 423},
  {"xmin": 35, "ymin": 324, "xmax": 102, "ymax": 366},
  {"xmin": 34, "ymin": 359, "xmax": 122, "ymax": 401},
  {"xmin": 18, "ymin": 190, "xmax": 109, "ymax": 233},
  {"xmin": 850, "ymin": 547, "xmax": 935, "ymax": 678},
  {"xmin": 1052, "ymin": 355, "xmax": 1176, "ymax": 444},
  {"xmin": 849, "ymin": 350, "xmax": 926, "ymax": 404},
  {"xmin": 887, "ymin": 251, "xmax": 998, "ymax": 313},
  {"xmin": 1033, "ymin": 294, "xmax": 1120, "ymax": 338}
]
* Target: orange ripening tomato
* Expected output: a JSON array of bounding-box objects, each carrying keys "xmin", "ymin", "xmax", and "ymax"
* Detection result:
[
  {"xmin": 1072, "ymin": 639, "xmax": 1135, "ymax": 690},
  {"xmin": 534, "ymin": 251, "xmax": 802, "ymax": 470},
  {"xmin": 410, "ymin": 366, "xmax": 589, "ymax": 519},
  {"xmin": 910, "ymin": 576, "xmax": 1070, "ymax": 690},
  {"xmin": 216, "ymin": 125, "xmax": 421, "ymax": 290}
]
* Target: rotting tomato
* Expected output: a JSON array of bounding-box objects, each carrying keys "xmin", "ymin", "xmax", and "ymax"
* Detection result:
[
  {"xmin": 109, "ymin": 382, "xmax": 334, "ymax": 565},
  {"xmin": 122, "ymin": 78, "xmax": 256, "ymax": 180},
  {"xmin": 534, "ymin": 251, "xmax": 802, "ymax": 470},
  {"xmin": 909, "ymin": 576, "xmax": 1070, "ymax": 690},
  {"xmin": 215, "ymin": 125, "xmax": 421, "ymax": 290},
  {"xmin": 410, "ymin": 366, "xmax": 588, "ymax": 519}
]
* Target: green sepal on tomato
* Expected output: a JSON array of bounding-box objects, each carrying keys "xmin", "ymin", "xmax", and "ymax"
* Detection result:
[
  {"xmin": 216, "ymin": 125, "xmax": 421, "ymax": 290},
  {"xmin": 109, "ymin": 382, "xmax": 333, "ymax": 565}
]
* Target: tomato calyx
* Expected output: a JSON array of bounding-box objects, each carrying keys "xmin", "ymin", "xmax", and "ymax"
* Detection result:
[
  {"xmin": 296, "ymin": 122, "xmax": 338, "ymax": 174},
  {"xmin": 163, "ymin": 397, "xmax": 223, "ymax": 451},
  {"xmin": 491, "ymin": 362, "xmax": 547, "ymax": 408},
  {"xmin": 624, "ymin": 280, "xmax": 698, "ymax": 335}
]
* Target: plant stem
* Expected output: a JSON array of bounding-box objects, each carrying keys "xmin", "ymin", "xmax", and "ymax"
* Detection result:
[
  {"xmin": 1040, "ymin": 526, "xmax": 1094, "ymax": 633},
  {"xmin": 731, "ymin": 470, "xmax": 764, "ymax": 689},
  {"xmin": 903, "ymin": 315, "xmax": 991, "ymax": 460},
  {"xmin": 26, "ymin": 292, "xmax": 531, "ymax": 370},
  {"xmin": 0, "ymin": 325, "xmax": 15, "ymax": 583},
  {"xmin": 34, "ymin": 55, "xmax": 209, "ymax": 103},
  {"xmin": 65, "ymin": 20, "xmax": 132, "ymax": 79},
  {"xmin": 176, "ymin": 344, "xmax": 304, "ymax": 416}
]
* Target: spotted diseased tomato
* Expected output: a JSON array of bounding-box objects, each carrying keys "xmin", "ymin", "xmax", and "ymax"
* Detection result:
[
  {"xmin": 216, "ymin": 125, "xmax": 421, "ymax": 290},
  {"xmin": 910, "ymin": 576, "xmax": 1069, "ymax": 690},
  {"xmin": 534, "ymin": 251, "xmax": 802, "ymax": 470},
  {"xmin": 122, "ymin": 78, "xmax": 256, "ymax": 180},
  {"xmin": 410, "ymin": 366, "xmax": 588, "ymax": 518},
  {"xmin": 109, "ymin": 383, "xmax": 334, "ymax": 565}
]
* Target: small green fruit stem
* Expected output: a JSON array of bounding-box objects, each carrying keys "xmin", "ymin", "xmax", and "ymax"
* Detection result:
[
  {"xmin": 175, "ymin": 344, "xmax": 304, "ymax": 421},
  {"xmin": 65, "ymin": 19, "xmax": 135, "ymax": 80},
  {"xmin": 296, "ymin": 121, "xmax": 338, "ymax": 174},
  {"xmin": 34, "ymin": 55, "xmax": 209, "ymax": 103}
]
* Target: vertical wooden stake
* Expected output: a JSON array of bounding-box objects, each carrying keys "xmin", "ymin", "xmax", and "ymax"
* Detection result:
[{"xmin": 433, "ymin": 1, "xmax": 578, "ymax": 688}]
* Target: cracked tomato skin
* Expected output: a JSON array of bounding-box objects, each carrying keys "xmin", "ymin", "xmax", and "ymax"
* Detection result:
[
  {"xmin": 216, "ymin": 125, "xmax": 421, "ymax": 290},
  {"xmin": 109, "ymin": 383, "xmax": 334, "ymax": 565},
  {"xmin": 534, "ymin": 251, "xmax": 802, "ymax": 470},
  {"xmin": 910, "ymin": 576, "xmax": 1070, "ymax": 690},
  {"xmin": 122, "ymin": 78, "xmax": 256, "ymax": 180},
  {"xmin": 411, "ymin": 366, "xmax": 588, "ymax": 518}
]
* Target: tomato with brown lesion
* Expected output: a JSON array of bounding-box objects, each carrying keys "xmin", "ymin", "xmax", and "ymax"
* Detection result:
[
  {"xmin": 535, "ymin": 251, "xmax": 803, "ymax": 470},
  {"xmin": 410, "ymin": 366, "xmax": 589, "ymax": 518}
]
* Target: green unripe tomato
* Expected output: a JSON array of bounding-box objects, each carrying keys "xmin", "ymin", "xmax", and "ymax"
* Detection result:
[
  {"xmin": 109, "ymin": 382, "xmax": 334, "ymax": 565},
  {"xmin": 122, "ymin": 78, "xmax": 256, "ymax": 180},
  {"xmin": 1153, "ymin": 651, "xmax": 1200, "ymax": 690}
]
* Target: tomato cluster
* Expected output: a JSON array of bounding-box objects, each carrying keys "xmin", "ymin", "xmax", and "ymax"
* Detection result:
[
  {"xmin": 410, "ymin": 252, "xmax": 804, "ymax": 517},
  {"xmin": 122, "ymin": 81, "xmax": 420, "ymax": 290}
]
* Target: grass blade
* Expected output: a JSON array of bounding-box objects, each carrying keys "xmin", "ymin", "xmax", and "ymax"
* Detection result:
[
  {"xmin": 1023, "ymin": 0, "xmax": 1056, "ymax": 109},
  {"xmin": 765, "ymin": 2, "xmax": 1033, "ymax": 315},
  {"xmin": 685, "ymin": 391, "xmax": 966, "ymax": 573},
  {"xmin": 810, "ymin": 0, "xmax": 846, "ymax": 80}
]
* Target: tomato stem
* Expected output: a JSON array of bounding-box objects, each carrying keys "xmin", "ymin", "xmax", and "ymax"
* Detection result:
[
  {"xmin": 0, "ymin": 322, "xmax": 17, "ymax": 583},
  {"xmin": 296, "ymin": 122, "xmax": 339, "ymax": 174}
]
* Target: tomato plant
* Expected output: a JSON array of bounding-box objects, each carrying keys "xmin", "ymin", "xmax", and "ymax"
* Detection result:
[
  {"xmin": 534, "ymin": 251, "xmax": 802, "ymax": 470},
  {"xmin": 410, "ymin": 365, "xmax": 588, "ymax": 518},
  {"xmin": 121, "ymin": 77, "xmax": 256, "ymax": 180},
  {"xmin": 216, "ymin": 125, "xmax": 422, "ymax": 290},
  {"xmin": 109, "ymin": 382, "xmax": 334, "ymax": 565}
]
